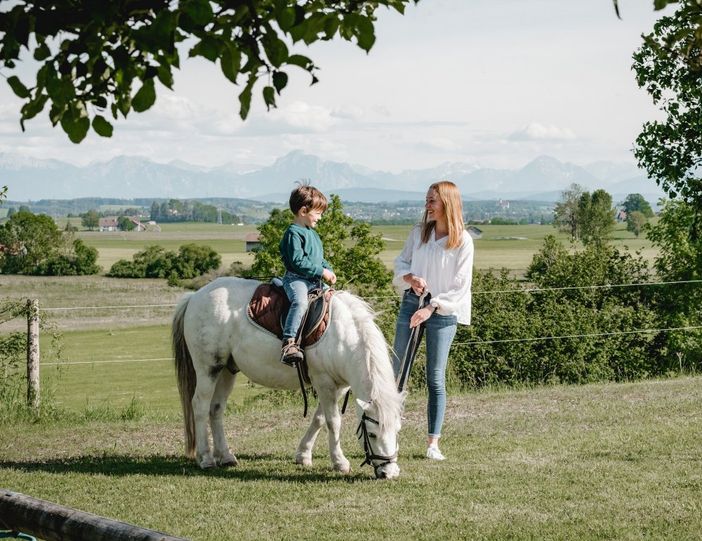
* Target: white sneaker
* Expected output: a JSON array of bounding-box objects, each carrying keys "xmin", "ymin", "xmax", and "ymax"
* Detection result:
[{"xmin": 426, "ymin": 445, "xmax": 445, "ymax": 461}]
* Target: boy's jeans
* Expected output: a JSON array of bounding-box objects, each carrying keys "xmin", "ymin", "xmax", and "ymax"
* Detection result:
[
  {"xmin": 282, "ymin": 271, "xmax": 319, "ymax": 340},
  {"xmin": 392, "ymin": 289, "xmax": 457, "ymax": 438}
]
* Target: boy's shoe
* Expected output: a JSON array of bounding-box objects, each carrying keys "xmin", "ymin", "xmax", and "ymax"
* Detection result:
[
  {"xmin": 426, "ymin": 445, "xmax": 446, "ymax": 461},
  {"xmin": 281, "ymin": 338, "xmax": 304, "ymax": 366}
]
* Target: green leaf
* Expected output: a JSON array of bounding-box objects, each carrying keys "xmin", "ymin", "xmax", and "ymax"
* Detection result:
[
  {"xmin": 287, "ymin": 54, "xmax": 313, "ymax": 70},
  {"xmin": 354, "ymin": 16, "xmax": 376, "ymax": 52},
  {"xmin": 238, "ymin": 74, "xmax": 257, "ymax": 120},
  {"xmin": 7, "ymin": 76, "xmax": 30, "ymax": 99},
  {"xmin": 263, "ymin": 85, "xmax": 276, "ymax": 109},
  {"xmin": 276, "ymin": 7, "xmax": 297, "ymax": 31},
  {"xmin": 92, "ymin": 115, "xmax": 113, "ymax": 137},
  {"xmin": 189, "ymin": 36, "xmax": 221, "ymax": 62},
  {"xmin": 132, "ymin": 78, "xmax": 156, "ymax": 112},
  {"xmin": 33, "ymin": 43, "xmax": 51, "ymax": 61},
  {"xmin": 60, "ymin": 105, "xmax": 90, "ymax": 144},
  {"xmin": 20, "ymin": 94, "xmax": 48, "ymax": 120},
  {"xmin": 272, "ymin": 71, "xmax": 288, "ymax": 94},
  {"xmin": 261, "ymin": 32, "xmax": 289, "ymax": 68},
  {"xmin": 220, "ymin": 43, "xmax": 242, "ymax": 83},
  {"xmin": 182, "ymin": 0, "xmax": 213, "ymax": 26},
  {"xmin": 157, "ymin": 64, "xmax": 174, "ymax": 89}
]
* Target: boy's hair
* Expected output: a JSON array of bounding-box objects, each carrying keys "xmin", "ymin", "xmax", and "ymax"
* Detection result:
[
  {"xmin": 289, "ymin": 182, "xmax": 328, "ymax": 215},
  {"xmin": 421, "ymin": 180, "xmax": 465, "ymax": 249}
]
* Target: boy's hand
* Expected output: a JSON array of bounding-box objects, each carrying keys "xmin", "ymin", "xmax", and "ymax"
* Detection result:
[{"xmin": 322, "ymin": 269, "xmax": 337, "ymax": 285}]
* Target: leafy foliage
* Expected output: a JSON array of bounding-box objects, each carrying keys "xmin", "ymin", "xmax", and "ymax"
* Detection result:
[
  {"xmin": 633, "ymin": 3, "xmax": 702, "ymax": 230},
  {"xmin": 0, "ymin": 0, "xmax": 417, "ymax": 142},
  {"xmin": 553, "ymin": 185, "xmax": 615, "ymax": 245},
  {"xmin": 80, "ymin": 209, "xmax": 99, "ymax": 231},
  {"xmin": 447, "ymin": 236, "xmax": 669, "ymax": 388},
  {"xmin": 246, "ymin": 195, "xmax": 391, "ymax": 291},
  {"xmin": 621, "ymin": 193, "xmax": 654, "ymax": 218},
  {"xmin": 108, "ymin": 243, "xmax": 221, "ymax": 280},
  {"xmin": 645, "ymin": 199, "xmax": 702, "ymax": 368},
  {"xmin": 0, "ymin": 211, "xmax": 100, "ymax": 275}
]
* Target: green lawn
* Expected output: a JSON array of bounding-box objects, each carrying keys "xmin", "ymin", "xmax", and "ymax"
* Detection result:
[{"xmin": 1, "ymin": 377, "xmax": 700, "ymax": 540}]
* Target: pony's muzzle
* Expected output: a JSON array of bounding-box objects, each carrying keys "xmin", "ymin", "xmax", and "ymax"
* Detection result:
[{"xmin": 375, "ymin": 462, "xmax": 400, "ymax": 480}]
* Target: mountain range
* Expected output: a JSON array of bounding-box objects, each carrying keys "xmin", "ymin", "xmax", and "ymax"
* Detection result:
[{"xmin": 0, "ymin": 150, "xmax": 665, "ymax": 204}]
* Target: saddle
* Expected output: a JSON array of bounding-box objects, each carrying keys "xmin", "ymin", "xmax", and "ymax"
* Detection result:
[{"xmin": 246, "ymin": 281, "xmax": 335, "ymax": 348}]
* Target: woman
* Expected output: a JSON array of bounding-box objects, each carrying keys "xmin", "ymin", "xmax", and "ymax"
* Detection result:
[{"xmin": 392, "ymin": 180, "xmax": 474, "ymax": 461}]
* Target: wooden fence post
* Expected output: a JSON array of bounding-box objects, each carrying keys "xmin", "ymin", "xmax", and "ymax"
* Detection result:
[{"xmin": 26, "ymin": 298, "xmax": 40, "ymax": 411}]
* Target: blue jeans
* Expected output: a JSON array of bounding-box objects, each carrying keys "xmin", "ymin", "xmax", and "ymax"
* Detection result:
[
  {"xmin": 282, "ymin": 272, "xmax": 319, "ymax": 340},
  {"xmin": 392, "ymin": 290, "xmax": 457, "ymax": 438}
]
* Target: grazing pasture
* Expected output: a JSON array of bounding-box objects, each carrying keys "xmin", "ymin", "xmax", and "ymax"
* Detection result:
[
  {"xmin": 2, "ymin": 218, "xmax": 683, "ymax": 540},
  {"xmin": 1, "ymin": 377, "xmax": 700, "ymax": 540},
  {"xmin": 58, "ymin": 221, "xmax": 657, "ymax": 276}
]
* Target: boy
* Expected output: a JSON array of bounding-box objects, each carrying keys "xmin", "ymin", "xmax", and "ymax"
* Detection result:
[{"xmin": 279, "ymin": 183, "xmax": 336, "ymax": 366}]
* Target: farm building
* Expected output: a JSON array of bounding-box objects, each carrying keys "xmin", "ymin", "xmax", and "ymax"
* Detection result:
[
  {"xmin": 245, "ymin": 233, "xmax": 262, "ymax": 252},
  {"xmin": 99, "ymin": 217, "xmax": 119, "ymax": 232}
]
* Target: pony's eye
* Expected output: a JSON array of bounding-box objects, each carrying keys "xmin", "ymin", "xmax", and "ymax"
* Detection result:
[{"xmin": 368, "ymin": 433, "xmax": 377, "ymax": 439}]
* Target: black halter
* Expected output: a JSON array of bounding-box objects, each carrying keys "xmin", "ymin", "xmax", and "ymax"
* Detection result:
[{"xmin": 356, "ymin": 412, "xmax": 398, "ymax": 477}]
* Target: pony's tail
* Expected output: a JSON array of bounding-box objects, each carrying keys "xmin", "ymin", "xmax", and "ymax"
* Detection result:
[{"xmin": 172, "ymin": 294, "xmax": 196, "ymax": 458}]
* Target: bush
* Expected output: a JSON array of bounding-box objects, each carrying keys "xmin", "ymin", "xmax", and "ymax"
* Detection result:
[
  {"xmin": 108, "ymin": 243, "xmax": 221, "ymax": 280},
  {"xmin": 446, "ymin": 237, "xmax": 666, "ymax": 389}
]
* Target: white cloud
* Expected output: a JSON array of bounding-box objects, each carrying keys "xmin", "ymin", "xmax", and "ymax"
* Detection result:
[{"xmin": 509, "ymin": 122, "xmax": 577, "ymax": 142}]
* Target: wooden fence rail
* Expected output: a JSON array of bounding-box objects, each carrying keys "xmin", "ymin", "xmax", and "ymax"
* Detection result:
[{"xmin": 0, "ymin": 490, "xmax": 188, "ymax": 541}]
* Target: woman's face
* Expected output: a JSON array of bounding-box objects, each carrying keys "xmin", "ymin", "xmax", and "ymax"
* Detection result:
[{"xmin": 425, "ymin": 189, "xmax": 445, "ymax": 222}]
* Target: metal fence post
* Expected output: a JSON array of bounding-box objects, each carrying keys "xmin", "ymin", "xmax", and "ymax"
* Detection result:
[{"xmin": 26, "ymin": 299, "xmax": 40, "ymax": 411}]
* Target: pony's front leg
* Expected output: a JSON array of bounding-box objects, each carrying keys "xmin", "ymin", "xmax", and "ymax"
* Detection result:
[
  {"xmin": 295, "ymin": 403, "xmax": 325, "ymax": 467},
  {"xmin": 211, "ymin": 369, "xmax": 238, "ymax": 467},
  {"xmin": 317, "ymin": 383, "xmax": 350, "ymax": 474}
]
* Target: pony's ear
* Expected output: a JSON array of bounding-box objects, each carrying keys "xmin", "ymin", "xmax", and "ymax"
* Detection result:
[{"xmin": 355, "ymin": 398, "xmax": 371, "ymax": 411}]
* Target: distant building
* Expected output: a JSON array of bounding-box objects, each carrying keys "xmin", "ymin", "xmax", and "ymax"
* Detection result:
[
  {"xmin": 129, "ymin": 217, "xmax": 146, "ymax": 232},
  {"xmin": 466, "ymin": 225, "xmax": 483, "ymax": 239},
  {"xmin": 245, "ymin": 233, "xmax": 262, "ymax": 252},
  {"xmin": 99, "ymin": 217, "xmax": 119, "ymax": 232}
]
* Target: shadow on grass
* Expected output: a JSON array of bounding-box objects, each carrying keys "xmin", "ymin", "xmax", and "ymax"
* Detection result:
[{"xmin": 0, "ymin": 453, "xmax": 375, "ymax": 484}]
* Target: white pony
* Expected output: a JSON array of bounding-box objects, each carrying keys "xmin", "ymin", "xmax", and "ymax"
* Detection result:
[{"xmin": 172, "ymin": 277, "xmax": 403, "ymax": 479}]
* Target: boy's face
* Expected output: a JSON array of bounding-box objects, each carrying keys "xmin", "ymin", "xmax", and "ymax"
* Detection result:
[{"xmin": 299, "ymin": 206, "xmax": 323, "ymax": 228}]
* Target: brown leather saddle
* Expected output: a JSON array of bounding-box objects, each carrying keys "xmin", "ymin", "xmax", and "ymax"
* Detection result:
[{"xmin": 246, "ymin": 281, "xmax": 335, "ymax": 347}]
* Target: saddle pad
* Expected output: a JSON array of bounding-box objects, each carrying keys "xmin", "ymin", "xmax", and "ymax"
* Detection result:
[{"xmin": 246, "ymin": 283, "xmax": 334, "ymax": 347}]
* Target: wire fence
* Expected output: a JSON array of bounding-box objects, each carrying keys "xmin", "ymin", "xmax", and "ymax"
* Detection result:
[{"xmin": 27, "ymin": 278, "xmax": 702, "ymax": 365}]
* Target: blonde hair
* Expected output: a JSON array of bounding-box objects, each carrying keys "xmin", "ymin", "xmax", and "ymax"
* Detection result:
[{"xmin": 421, "ymin": 180, "xmax": 464, "ymax": 249}]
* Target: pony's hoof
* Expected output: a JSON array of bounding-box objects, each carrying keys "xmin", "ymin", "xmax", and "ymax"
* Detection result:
[
  {"xmin": 198, "ymin": 456, "xmax": 217, "ymax": 469},
  {"xmin": 295, "ymin": 454, "xmax": 313, "ymax": 467},
  {"xmin": 219, "ymin": 454, "xmax": 238, "ymax": 467},
  {"xmin": 333, "ymin": 461, "xmax": 351, "ymax": 475}
]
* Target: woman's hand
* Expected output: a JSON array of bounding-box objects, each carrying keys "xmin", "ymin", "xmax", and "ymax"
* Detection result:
[
  {"xmin": 404, "ymin": 273, "xmax": 427, "ymax": 295},
  {"xmin": 410, "ymin": 305, "xmax": 435, "ymax": 328}
]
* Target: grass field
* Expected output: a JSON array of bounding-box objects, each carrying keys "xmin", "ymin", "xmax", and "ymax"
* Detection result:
[
  {"xmin": 1, "ymin": 377, "xmax": 700, "ymax": 540},
  {"xmin": 2, "ymin": 220, "xmax": 698, "ymax": 540},
  {"xmin": 64, "ymin": 221, "xmax": 657, "ymax": 276}
]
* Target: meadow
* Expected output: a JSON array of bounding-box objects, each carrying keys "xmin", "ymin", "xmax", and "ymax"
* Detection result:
[{"xmin": 4, "ymin": 220, "xmax": 695, "ymax": 541}]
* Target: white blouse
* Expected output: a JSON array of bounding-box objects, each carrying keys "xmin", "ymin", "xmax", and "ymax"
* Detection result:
[{"xmin": 393, "ymin": 225, "xmax": 474, "ymax": 325}]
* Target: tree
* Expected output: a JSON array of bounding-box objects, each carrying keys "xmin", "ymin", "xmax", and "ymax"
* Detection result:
[
  {"xmin": 622, "ymin": 193, "xmax": 654, "ymax": 218},
  {"xmin": 553, "ymin": 183, "xmax": 585, "ymax": 239},
  {"xmin": 627, "ymin": 211, "xmax": 647, "ymax": 237},
  {"xmin": 0, "ymin": 1, "xmax": 417, "ymax": 143},
  {"xmin": 247, "ymin": 195, "xmax": 390, "ymax": 291},
  {"xmin": 81, "ymin": 209, "xmax": 100, "ymax": 230},
  {"xmin": 118, "ymin": 216, "xmax": 136, "ymax": 231},
  {"xmin": 579, "ymin": 189, "xmax": 615, "ymax": 246},
  {"xmin": 645, "ymin": 199, "xmax": 702, "ymax": 368},
  {"xmin": 0, "ymin": 210, "xmax": 62, "ymax": 274},
  {"xmin": 632, "ymin": 2, "xmax": 702, "ymax": 235}
]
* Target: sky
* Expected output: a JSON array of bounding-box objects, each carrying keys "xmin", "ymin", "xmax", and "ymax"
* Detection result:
[{"xmin": 0, "ymin": 0, "xmax": 674, "ymax": 174}]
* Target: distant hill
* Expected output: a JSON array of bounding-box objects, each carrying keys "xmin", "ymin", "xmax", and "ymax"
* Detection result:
[{"xmin": 1, "ymin": 150, "xmax": 665, "ymax": 204}]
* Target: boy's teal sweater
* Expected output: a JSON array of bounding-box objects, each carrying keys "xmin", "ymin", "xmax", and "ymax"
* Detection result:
[{"xmin": 280, "ymin": 223, "xmax": 332, "ymax": 280}]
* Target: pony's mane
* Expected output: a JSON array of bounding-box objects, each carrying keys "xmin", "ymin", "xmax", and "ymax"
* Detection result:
[{"xmin": 335, "ymin": 291, "xmax": 403, "ymax": 430}]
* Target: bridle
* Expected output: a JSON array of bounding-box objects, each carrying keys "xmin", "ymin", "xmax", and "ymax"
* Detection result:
[{"xmin": 356, "ymin": 412, "xmax": 398, "ymax": 477}]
